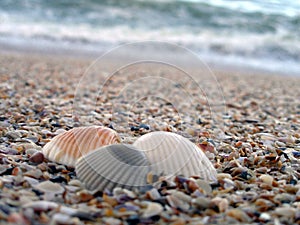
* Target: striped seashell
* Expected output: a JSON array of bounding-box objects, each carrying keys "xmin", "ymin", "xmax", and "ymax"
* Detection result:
[
  {"xmin": 42, "ymin": 126, "xmax": 120, "ymax": 167},
  {"xmin": 75, "ymin": 144, "xmax": 150, "ymax": 191},
  {"xmin": 133, "ymin": 131, "xmax": 217, "ymax": 182}
]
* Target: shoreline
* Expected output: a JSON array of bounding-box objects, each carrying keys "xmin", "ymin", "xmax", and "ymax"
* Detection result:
[{"xmin": 1, "ymin": 43, "xmax": 299, "ymax": 78}]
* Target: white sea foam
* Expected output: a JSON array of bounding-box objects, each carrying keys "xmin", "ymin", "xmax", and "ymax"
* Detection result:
[{"xmin": 0, "ymin": 0, "xmax": 299, "ymax": 74}]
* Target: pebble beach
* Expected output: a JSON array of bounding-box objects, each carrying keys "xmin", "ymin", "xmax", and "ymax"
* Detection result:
[{"xmin": 0, "ymin": 51, "xmax": 300, "ymax": 225}]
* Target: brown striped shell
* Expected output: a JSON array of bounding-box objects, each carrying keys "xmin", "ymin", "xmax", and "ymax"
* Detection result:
[
  {"xmin": 133, "ymin": 131, "xmax": 217, "ymax": 182},
  {"xmin": 75, "ymin": 144, "xmax": 150, "ymax": 191},
  {"xmin": 42, "ymin": 126, "xmax": 120, "ymax": 167}
]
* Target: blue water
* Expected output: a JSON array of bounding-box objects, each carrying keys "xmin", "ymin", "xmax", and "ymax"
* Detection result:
[{"xmin": 0, "ymin": 0, "xmax": 299, "ymax": 74}]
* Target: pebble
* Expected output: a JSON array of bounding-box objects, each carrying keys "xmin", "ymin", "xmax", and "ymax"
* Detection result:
[
  {"xmin": 103, "ymin": 194, "xmax": 118, "ymax": 207},
  {"xmin": 103, "ymin": 217, "xmax": 122, "ymax": 225},
  {"xmin": 192, "ymin": 197, "xmax": 210, "ymax": 210},
  {"xmin": 196, "ymin": 179, "xmax": 212, "ymax": 195},
  {"xmin": 123, "ymin": 189, "xmax": 137, "ymax": 199},
  {"xmin": 34, "ymin": 181, "xmax": 64, "ymax": 194},
  {"xmin": 171, "ymin": 190, "xmax": 192, "ymax": 203},
  {"xmin": 259, "ymin": 212, "xmax": 271, "ymax": 221},
  {"xmin": 51, "ymin": 213, "xmax": 76, "ymax": 225},
  {"xmin": 274, "ymin": 207, "xmax": 296, "ymax": 218},
  {"xmin": 142, "ymin": 202, "xmax": 163, "ymax": 218},
  {"xmin": 226, "ymin": 209, "xmax": 252, "ymax": 222},
  {"xmin": 23, "ymin": 201, "xmax": 58, "ymax": 212},
  {"xmin": 211, "ymin": 197, "xmax": 229, "ymax": 212},
  {"xmin": 259, "ymin": 174, "xmax": 274, "ymax": 186},
  {"xmin": 24, "ymin": 169, "xmax": 43, "ymax": 179},
  {"xmin": 0, "ymin": 165, "xmax": 8, "ymax": 175},
  {"xmin": 0, "ymin": 147, "xmax": 19, "ymax": 155},
  {"xmin": 7, "ymin": 212, "xmax": 30, "ymax": 225},
  {"xmin": 29, "ymin": 151, "xmax": 44, "ymax": 164},
  {"xmin": 76, "ymin": 190, "xmax": 94, "ymax": 202},
  {"xmin": 25, "ymin": 148, "xmax": 38, "ymax": 156},
  {"xmin": 6, "ymin": 131, "xmax": 22, "ymax": 140},
  {"xmin": 24, "ymin": 177, "xmax": 40, "ymax": 186},
  {"xmin": 166, "ymin": 195, "xmax": 190, "ymax": 211},
  {"xmin": 146, "ymin": 188, "xmax": 161, "ymax": 200}
]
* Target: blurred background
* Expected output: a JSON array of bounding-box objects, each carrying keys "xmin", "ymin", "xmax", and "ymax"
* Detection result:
[{"xmin": 0, "ymin": 0, "xmax": 299, "ymax": 74}]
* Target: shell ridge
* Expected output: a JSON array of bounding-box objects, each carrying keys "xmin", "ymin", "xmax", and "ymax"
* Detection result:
[{"xmin": 42, "ymin": 126, "xmax": 120, "ymax": 167}]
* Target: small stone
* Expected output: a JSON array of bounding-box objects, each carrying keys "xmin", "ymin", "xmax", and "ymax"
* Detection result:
[
  {"xmin": 103, "ymin": 194, "xmax": 118, "ymax": 207},
  {"xmin": 50, "ymin": 213, "xmax": 82, "ymax": 225},
  {"xmin": 274, "ymin": 207, "xmax": 296, "ymax": 218},
  {"xmin": 50, "ymin": 175, "xmax": 68, "ymax": 183},
  {"xmin": 227, "ymin": 209, "xmax": 251, "ymax": 222},
  {"xmin": 24, "ymin": 177, "xmax": 40, "ymax": 186},
  {"xmin": 259, "ymin": 174, "xmax": 274, "ymax": 186},
  {"xmin": 7, "ymin": 212, "xmax": 30, "ymax": 225},
  {"xmin": 29, "ymin": 152, "xmax": 44, "ymax": 164},
  {"xmin": 196, "ymin": 179, "xmax": 212, "ymax": 195},
  {"xmin": 24, "ymin": 169, "xmax": 43, "ymax": 179},
  {"xmin": 23, "ymin": 201, "xmax": 58, "ymax": 212},
  {"xmin": 166, "ymin": 195, "xmax": 189, "ymax": 211},
  {"xmin": 211, "ymin": 197, "xmax": 229, "ymax": 213},
  {"xmin": 54, "ymin": 129, "xmax": 67, "ymax": 135},
  {"xmin": 259, "ymin": 212, "xmax": 271, "ymax": 221},
  {"xmin": 25, "ymin": 148, "xmax": 38, "ymax": 156},
  {"xmin": 103, "ymin": 217, "xmax": 121, "ymax": 225},
  {"xmin": 51, "ymin": 213, "xmax": 76, "ymax": 225},
  {"xmin": 139, "ymin": 124, "xmax": 150, "ymax": 130},
  {"xmin": 192, "ymin": 197, "xmax": 210, "ymax": 210},
  {"xmin": 0, "ymin": 165, "xmax": 8, "ymax": 175},
  {"xmin": 123, "ymin": 189, "xmax": 136, "ymax": 199},
  {"xmin": 72, "ymin": 211, "xmax": 95, "ymax": 221},
  {"xmin": 217, "ymin": 173, "xmax": 232, "ymax": 180},
  {"xmin": 113, "ymin": 187, "xmax": 124, "ymax": 196},
  {"xmin": 6, "ymin": 131, "xmax": 22, "ymax": 140},
  {"xmin": 34, "ymin": 181, "xmax": 64, "ymax": 194},
  {"xmin": 0, "ymin": 147, "xmax": 19, "ymax": 155},
  {"xmin": 171, "ymin": 191, "xmax": 192, "ymax": 203},
  {"xmin": 186, "ymin": 127, "xmax": 196, "ymax": 136},
  {"xmin": 76, "ymin": 190, "xmax": 94, "ymax": 202},
  {"xmin": 146, "ymin": 188, "xmax": 161, "ymax": 200},
  {"xmin": 274, "ymin": 193, "xmax": 296, "ymax": 204},
  {"xmin": 170, "ymin": 218, "xmax": 186, "ymax": 225},
  {"xmin": 142, "ymin": 202, "xmax": 163, "ymax": 218},
  {"xmin": 68, "ymin": 179, "xmax": 84, "ymax": 187},
  {"xmin": 12, "ymin": 167, "xmax": 22, "ymax": 176},
  {"xmin": 223, "ymin": 178, "xmax": 235, "ymax": 189}
]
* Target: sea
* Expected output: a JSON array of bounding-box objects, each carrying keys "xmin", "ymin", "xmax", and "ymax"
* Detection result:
[{"xmin": 0, "ymin": 0, "xmax": 299, "ymax": 74}]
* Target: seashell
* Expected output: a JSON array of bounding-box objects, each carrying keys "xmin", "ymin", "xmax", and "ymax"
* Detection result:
[
  {"xmin": 75, "ymin": 144, "xmax": 150, "ymax": 192},
  {"xmin": 42, "ymin": 126, "xmax": 120, "ymax": 167},
  {"xmin": 133, "ymin": 131, "xmax": 217, "ymax": 182}
]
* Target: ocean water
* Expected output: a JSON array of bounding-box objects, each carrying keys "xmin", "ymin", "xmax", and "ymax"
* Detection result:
[{"xmin": 0, "ymin": 0, "xmax": 299, "ymax": 74}]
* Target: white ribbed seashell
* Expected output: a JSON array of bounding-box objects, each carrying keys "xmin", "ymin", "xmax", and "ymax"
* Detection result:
[
  {"xmin": 42, "ymin": 126, "xmax": 120, "ymax": 167},
  {"xmin": 133, "ymin": 131, "xmax": 217, "ymax": 182},
  {"xmin": 75, "ymin": 144, "xmax": 150, "ymax": 191}
]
